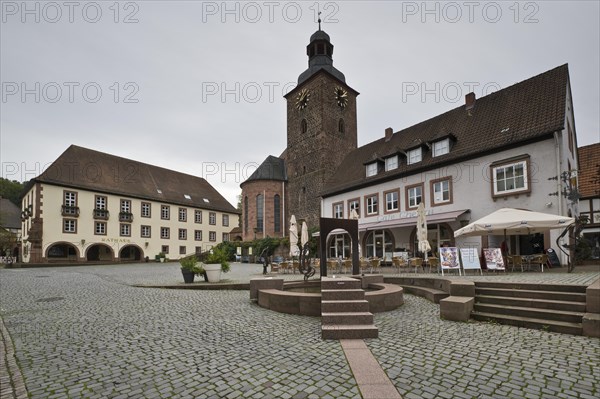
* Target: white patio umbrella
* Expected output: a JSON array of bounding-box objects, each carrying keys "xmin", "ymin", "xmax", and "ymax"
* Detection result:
[
  {"xmin": 454, "ymin": 208, "xmax": 575, "ymax": 237},
  {"xmin": 289, "ymin": 215, "xmax": 299, "ymax": 257},
  {"xmin": 417, "ymin": 202, "xmax": 431, "ymax": 255}
]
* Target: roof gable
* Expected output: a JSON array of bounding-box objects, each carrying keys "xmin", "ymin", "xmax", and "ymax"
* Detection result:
[{"xmin": 578, "ymin": 143, "xmax": 600, "ymax": 198}]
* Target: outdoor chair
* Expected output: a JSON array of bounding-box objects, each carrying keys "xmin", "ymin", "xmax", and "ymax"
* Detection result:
[
  {"xmin": 279, "ymin": 261, "xmax": 290, "ymax": 274},
  {"xmin": 292, "ymin": 261, "xmax": 300, "ymax": 274},
  {"xmin": 327, "ymin": 259, "xmax": 338, "ymax": 274},
  {"xmin": 359, "ymin": 258, "xmax": 370, "ymax": 274},
  {"xmin": 529, "ymin": 254, "xmax": 548, "ymax": 272},
  {"xmin": 507, "ymin": 255, "xmax": 523, "ymax": 272},
  {"xmin": 392, "ymin": 257, "xmax": 408, "ymax": 273},
  {"xmin": 270, "ymin": 262, "xmax": 280, "ymax": 273},
  {"xmin": 409, "ymin": 257, "xmax": 423, "ymax": 273},
  {"xmin": 427, "ymin": 257, "xmax": 440, "ymax": 273},
  {"xmin": 370, "ymin": 257, "xmax": 381, "ymax": 273},
  {"xmin": 343, "ymin": 258, "xmax": 352, "ymax": 274}
]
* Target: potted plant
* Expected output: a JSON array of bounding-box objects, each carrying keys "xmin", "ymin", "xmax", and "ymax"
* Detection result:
[
  {"xmin": 157, "ymin": 252, "xmax": 166, "ymax": 263},
  {"xmin": 202, "ymin": 246, "xmax": 231, "ymax": 283},
  {"xmin": 179, "ymin": 255, "xmax": 205, "ymax": 284}
]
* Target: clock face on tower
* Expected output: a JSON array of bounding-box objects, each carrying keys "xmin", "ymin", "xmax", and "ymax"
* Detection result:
[
  {"xmin": 334, "ymin": 86, "xmax": 348, "ymax": 109},
  {"xmin": 295, "ymin": 88, "xmax": 310, "ymax": 110}
]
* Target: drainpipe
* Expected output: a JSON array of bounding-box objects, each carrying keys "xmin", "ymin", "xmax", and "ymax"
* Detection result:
[
  {"xmin": 554, "ymin": 131, "xmax": 565, "ymax": 264},
  {"xmin": 263, "ymin": 189, "xmax": 266, "ymax": 236},
  {"xmin": 282, "ymin": 181, "xmax": 285, "ymax": 234},
  {"xmin": 554, "ymin": 131, "xmax": 563, "ymax": 215}
]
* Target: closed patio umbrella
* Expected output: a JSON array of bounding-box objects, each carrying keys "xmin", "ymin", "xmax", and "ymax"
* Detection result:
[
  {"xmin": 417, "ymin": 202, "xmax": 431, "ymax": 256},
  {"xmin": 289, "ymin": 215, "xmax": 299, "ymax": 257}
]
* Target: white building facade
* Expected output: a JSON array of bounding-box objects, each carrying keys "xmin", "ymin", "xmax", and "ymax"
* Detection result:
[
  {"xmin": 321, "ymin": 65, "xmax": 579, "ymax": 266},
  {"xmin": 21, "ymin": 145, "xmax": 239, "ymax": 263}
]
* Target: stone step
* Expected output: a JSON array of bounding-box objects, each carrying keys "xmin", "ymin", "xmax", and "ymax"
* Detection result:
[
  {"xmin": 474, "ymin": 287, "xmax": 587, "ymax": 302},
  {"xmin": 321, "ymin": 324, "xmax": 379, "ymax": 339},
  {"xmin": 321, "ymin": 289, "xmax": 365, "ymax": 301},
  {"xmin": 473, "ymin": 303, "xmax": 584, "ymax": 324},
  {"xmin": 476, "ymin": 295, "xmax": 587, "ymax": 312},
  {"xmin": 475, "ymin": 281, "xmax": 587, "ymax": 293},
  {"xmin": 321, "ymin": 300, "xmax": 370, "ymax": 313},
  {"xmin": 321, "ymin": 277, "xmax": 362, "ymax": 290},
  {"xmin": 321, "ymin": 311, "xmax": 374, "ymax": 325},
  {"xmin": 471, "ymin": 311, "xmax": 582, "ymax": 335}
]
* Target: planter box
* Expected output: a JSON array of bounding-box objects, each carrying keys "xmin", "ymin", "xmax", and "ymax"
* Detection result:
[{"xmin": 204, "ymin": 264, "xmax": 222, "ymax": 283}]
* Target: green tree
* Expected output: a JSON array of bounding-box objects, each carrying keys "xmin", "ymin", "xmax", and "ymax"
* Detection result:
[{"xmin": 0, "ymin": 178, "xmax": 26, "ymax": 206}]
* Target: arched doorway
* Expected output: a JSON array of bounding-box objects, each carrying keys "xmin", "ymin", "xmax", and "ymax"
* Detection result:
[
  {"xmin": 46, "ymin": 243, "xmax": 79, "ymax": 262},
  {"xmin": 86, "ymin": 244, "xmax": 114, "ymax": 262},
  {"xmin": 119, "ymin": 245, "xmax": 142, "ymax": 262},
  {"xmin": 326, "ymin": 232, "xmax": 352, "ymax": 258},
  {"xmin": 363, "ymin": 230, "xmax": 394, "ymax": 259}
]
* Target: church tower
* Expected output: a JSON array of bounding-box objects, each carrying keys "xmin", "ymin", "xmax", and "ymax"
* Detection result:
[{"xmin": 284, "ymin": 26, "xmax": 359, "ymax": 227}]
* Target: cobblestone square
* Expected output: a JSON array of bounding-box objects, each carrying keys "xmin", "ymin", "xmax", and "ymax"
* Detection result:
[{"xmin": 1, "ymin": 263, "xmax": 599, "ymax": 398}]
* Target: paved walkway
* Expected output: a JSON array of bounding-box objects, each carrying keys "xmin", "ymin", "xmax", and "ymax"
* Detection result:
[{"xmin": 0, "ymin": 263, "xmax": 598, "ymax": 398}]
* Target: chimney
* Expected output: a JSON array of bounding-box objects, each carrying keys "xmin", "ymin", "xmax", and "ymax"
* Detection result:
[
  {"xmin": 465, "ymin": 92, "xmax": 476, "ymax": 111},
  {"xmin": 385, "ymin": 127, "xmax": 393, "ymax": 142}
]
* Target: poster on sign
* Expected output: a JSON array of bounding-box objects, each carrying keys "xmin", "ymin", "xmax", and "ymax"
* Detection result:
[
  {"xmin": 439, "ymin": 247, "xmax": 461, "ymax": 276},
  {"xmin": 483, "ymin": 248, "xmax": 505, "ymax": 270},
  {"xmin": 459, "ymin": 248, "xmax": 482, "ymax": 275}
]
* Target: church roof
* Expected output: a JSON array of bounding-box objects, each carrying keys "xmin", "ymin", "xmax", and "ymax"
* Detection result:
[
  {"xmin": 32, "ymin": 145, "xmax": 239, "ymax": 214},
  {"xmin": 298, "ymin": 28, "xmax": 346, "ymax": 85},
  {"xmin": 578, "ymin": 143, "xmax": 600, "ymax": 198},
  {"xmin": 323, "ymin": 64, "xmax": 570, "ymax": 197},
  {"xmin": 242, "ymin": 155, "xmax": 287, "ymax": 184}
]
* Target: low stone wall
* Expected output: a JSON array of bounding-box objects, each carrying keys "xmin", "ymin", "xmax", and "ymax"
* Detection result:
[
  {"xmin": 251, "ymin": 277, "xmax": 404, "ymax": 316},
  {"xmin": 583, "ymin": 278, "xmax": 600, "ymax": 338}
]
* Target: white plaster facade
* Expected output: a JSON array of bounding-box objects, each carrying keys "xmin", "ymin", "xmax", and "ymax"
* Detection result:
[
  {"xmin": 21, "ymin": 183, "xmax": 237, "ymax": 263},
  {"xmin": 321, "ymin": 82, "xmax": 579, "ymax": 266}
]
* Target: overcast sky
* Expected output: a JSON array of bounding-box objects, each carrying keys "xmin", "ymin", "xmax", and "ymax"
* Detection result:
[{"xmin": 2, "ymin": 0, "xmax": 599, "ymax": 206}]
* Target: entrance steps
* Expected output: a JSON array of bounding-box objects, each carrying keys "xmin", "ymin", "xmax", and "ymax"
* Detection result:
[
  {"xmin": 321, "ymin": 277, "xmax": 378, "ymax": 339},
  {"xmin": 472, "ymin": 282, "xmax": 587, "ymax": 335}
]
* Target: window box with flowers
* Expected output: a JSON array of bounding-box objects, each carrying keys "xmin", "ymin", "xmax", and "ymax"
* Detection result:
[{"xmin": 119, "ymin": 212, "xmax": 134, "ymax": 222}]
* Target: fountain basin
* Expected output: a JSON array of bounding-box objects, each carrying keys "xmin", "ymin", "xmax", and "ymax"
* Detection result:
[{"xmin": 252, "ymin": 278, "xmax": 403, "ymax": 316}]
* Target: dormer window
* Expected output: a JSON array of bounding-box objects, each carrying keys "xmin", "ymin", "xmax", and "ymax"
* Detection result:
[
  {"xmin": 407, "ymin": 148, "xmax": 422, "ymax": 165},
  {"xmin": 366, "ymin": 162, "xmax": 378, "ymax": 177},
  {"xmin": 385, "ymin": 155, "xmax": 398, "ymax": 171},
  {"xmin": 432, "ymin": 139, "xmax": 450, "ymax": 157}
]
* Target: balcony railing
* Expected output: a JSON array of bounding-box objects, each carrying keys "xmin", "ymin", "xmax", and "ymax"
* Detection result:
[
  {"xmin": 61, "ymin": 205, "xmax": 80, "ymax": 217},
  {"xmin": 93, "ymin": 209, "xmax": 109, "ymax": 220},
  {"xmin": 119, "ymin": 212, "xmax": 133, "ymax": 222}
]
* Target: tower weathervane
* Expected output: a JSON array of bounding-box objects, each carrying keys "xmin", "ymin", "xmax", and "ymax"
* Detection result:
[{"xmin": 318, "ymin": 11, "xmax": 321, "ymax": 30}]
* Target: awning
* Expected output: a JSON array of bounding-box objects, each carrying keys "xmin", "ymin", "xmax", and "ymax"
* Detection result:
[{"xmin": 359, "ymin": 209, "xmax": 470, "ymax": 232}]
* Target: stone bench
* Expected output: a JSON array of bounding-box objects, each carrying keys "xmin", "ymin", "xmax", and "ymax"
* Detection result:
[
  {"xmin": 440, "ymin": 296, "xmax": 474, "ymax": 321},
  {"xmin": 399, "ymin": 285, "xmax": 448, "ymax": 304}
]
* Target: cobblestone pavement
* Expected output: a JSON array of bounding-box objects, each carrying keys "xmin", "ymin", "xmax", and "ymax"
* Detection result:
[{"xmin": 1, "ymin": 263, "xmax": 599, "ymax": 399}]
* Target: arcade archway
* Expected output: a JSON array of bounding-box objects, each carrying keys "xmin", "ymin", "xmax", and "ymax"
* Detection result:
[
  {"xmin": 119, "ymin": 245, "xmax": 143, "ymax": 262},
  {"xmin": 86, "ymin": 244, "xmax": 114, "ymax": 262}
]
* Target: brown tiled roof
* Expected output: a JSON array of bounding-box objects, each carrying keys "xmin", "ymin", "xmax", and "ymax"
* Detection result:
[
  {"xmin": 578, "ymin": 143, "xmax": 600, "ymax": 198},
  {"xmin": 323, "ymin": 64, "xmax": 569, "ymax": 196},
  {"xmin": 35, "ymin": 145, "xmax": 239, "ymax": 214},
  {"xmin": 0, "ymin": 197, "xmax": 22, "ymax": 230}
]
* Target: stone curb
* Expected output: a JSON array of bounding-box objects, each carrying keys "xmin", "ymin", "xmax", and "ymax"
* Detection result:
[{"xmin": 0, "ymin": 316, "xmax": 28, "ymax": 399}]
